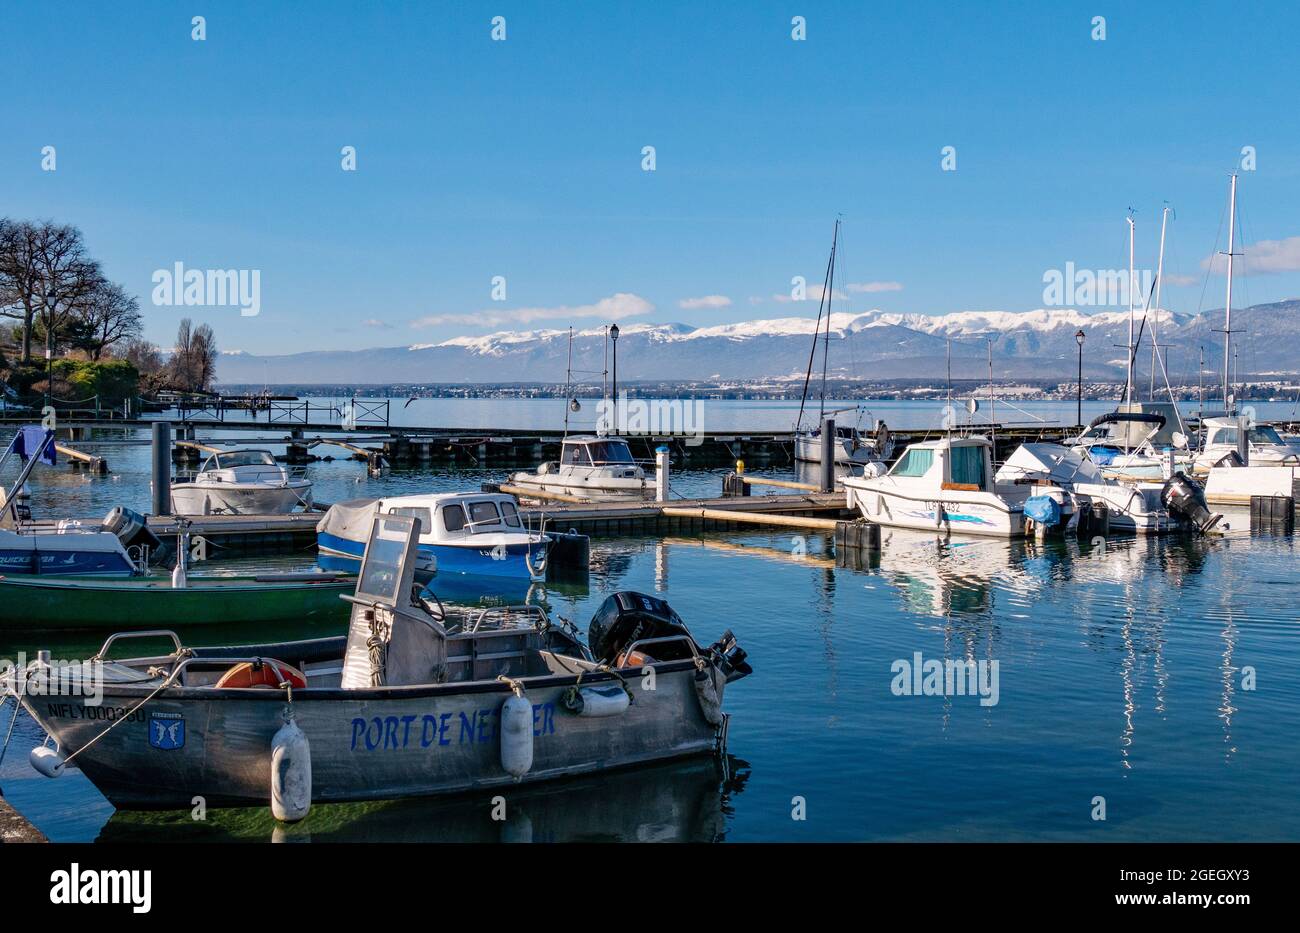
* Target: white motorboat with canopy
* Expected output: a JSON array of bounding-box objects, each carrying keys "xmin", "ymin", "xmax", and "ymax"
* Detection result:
[
  {"xmin": 510, "ymin": 435, "xmax": 654, "ymax": 501},
  {"xmin": 171, "ymin": 448, "xmax": 312, "ymax": 514}
]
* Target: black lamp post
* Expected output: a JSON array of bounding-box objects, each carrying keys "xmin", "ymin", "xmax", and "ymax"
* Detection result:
[
  {"xmin": 1075, "ymin": 329, "xmax": 1086, "ymax": 429},
  {"xmin": 609, "ymin": 323, "xmax": 620, "ymax": 435}
]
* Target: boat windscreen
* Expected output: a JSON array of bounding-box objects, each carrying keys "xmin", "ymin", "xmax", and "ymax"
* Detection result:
[
  {"xmin": 356, "ymin": 516, "xmax": 416, "ymax": 604},
  {"xmin": 212, "ymin": 450, "xmax": 276, "ymax": 468},
  {"xmin": 587, "ymin": 441, "xmax": 635, "ymax": 464}
]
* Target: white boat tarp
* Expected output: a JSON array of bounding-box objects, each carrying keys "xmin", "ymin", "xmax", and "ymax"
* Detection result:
[{"xmin": 316, "ymin": 498, "xmax": 380, "ymax": 540}]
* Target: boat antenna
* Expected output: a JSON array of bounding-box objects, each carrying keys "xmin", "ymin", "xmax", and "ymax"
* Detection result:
[
  {"xmin": 1219, "ymin": 173, "xmax": 1240, "ymax": 414},
  {"xmin": 796, "ymin": 219, "xmax": 838, "ymax": 432},
  {"xmin": 945, "ymin": 338, "xmax": 952, "ymax": 438},
  {"xmin": 562, "ymin": 327, "xmax": 574, "ymax": 439},
  {"xmin": 987, "ymin": 338, "xmax": 996, "ymax": 455}
]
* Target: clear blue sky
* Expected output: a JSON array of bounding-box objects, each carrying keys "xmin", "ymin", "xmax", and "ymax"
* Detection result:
[{"xmin": 4, "ymin": 0, "xmax": 1299, "ymax": 355}]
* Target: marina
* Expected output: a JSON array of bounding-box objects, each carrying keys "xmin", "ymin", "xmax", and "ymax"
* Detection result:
[{"xmin": 1, "ymin": 395, "xmax": 1298, "ymax": 844}]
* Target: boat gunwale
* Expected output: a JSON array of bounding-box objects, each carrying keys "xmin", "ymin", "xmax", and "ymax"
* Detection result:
[{"xmin": 31, "ymin": 658, "xmax": 699, "ymax": 702}]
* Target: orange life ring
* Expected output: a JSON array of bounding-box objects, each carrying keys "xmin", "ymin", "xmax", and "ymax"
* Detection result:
[
  {"xmin": 215, "ymin": 660, "xmax": 307, "ymax": 690},
  {"xmin": 615, "ymin": 650, "xmax": 654, "ymax": 668}
]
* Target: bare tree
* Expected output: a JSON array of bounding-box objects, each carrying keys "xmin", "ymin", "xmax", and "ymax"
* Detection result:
[
  {"xmin": 25, "ymin": 222, "xmax": 102, "ymax": 361},
  {"xmin": 70, "ymin": 280, "xmax": 143, "ymax": 360},
  {"xmin": 169, "ymin": 318, "xmax": 218, "ymax": 391},
  {"xmin": 0, "ymin": 219, "xmax": 42, "ymax": 363}
]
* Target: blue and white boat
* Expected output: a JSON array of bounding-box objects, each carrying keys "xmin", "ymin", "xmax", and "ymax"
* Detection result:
[
  {"xmin": 316, "ymin": 492, "xmax": 549, "ymax": 582},
  {"xmin": 0, "ymin": 426, "xmax": 154, "ymax": 576}
]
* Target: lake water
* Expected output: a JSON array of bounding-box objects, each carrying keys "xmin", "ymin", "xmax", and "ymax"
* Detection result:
[{"xmin": 2, "ymin": 400, "xmax": 1298, "ymax": 841}]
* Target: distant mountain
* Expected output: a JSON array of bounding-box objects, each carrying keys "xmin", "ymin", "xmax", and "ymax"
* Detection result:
[{"xmin": 216, "ymin": 300, "xmax": 1300, "ymax": 385}]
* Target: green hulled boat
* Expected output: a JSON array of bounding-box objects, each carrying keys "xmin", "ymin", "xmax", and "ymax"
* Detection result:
[{"xmin": 0, "ymin": 572, "xmax": 353, "ymax": 630}]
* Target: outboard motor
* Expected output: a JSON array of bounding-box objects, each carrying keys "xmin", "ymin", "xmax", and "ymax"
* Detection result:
[
  {"xmin": 102, "ymin": 506, "xmax": 163, "ymax": 552},
  {"xmin": 586, "ymin": 592, "xmax": 750, "ymax": 682},
  {"xmin": 1161, "ymin": 472, "xmax": 1222, "ymax": 534}
]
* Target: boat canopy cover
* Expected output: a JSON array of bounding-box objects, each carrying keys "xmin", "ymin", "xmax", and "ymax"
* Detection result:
[
  {"xmin": 316, "ymin": 498, "xmax": 379, "ymax": 540},
  {"xmin": 1088, "ymin": 412, "xmax": 1166, "ymax": 430},
  {"xmin": 995, "ymin": 443, "xmax": 1104, "ymax": 486}
]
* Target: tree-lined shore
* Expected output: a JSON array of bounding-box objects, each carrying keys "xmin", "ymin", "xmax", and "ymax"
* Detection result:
[{"xmin": 0, "ymin": 219, "xmax": 217, "ymax": 406}]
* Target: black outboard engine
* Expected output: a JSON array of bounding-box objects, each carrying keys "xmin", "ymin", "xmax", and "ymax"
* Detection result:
[
  {"xmin": 1161, "ymin": 472, "xmax": 1222, "ymax": 534},
  {"xmin": 102, "ymin": 506, "xmax": 163, "ymax": 552},
  {"xmin": 586, "ymin": 592, "xmax": 751, "ymax": 682}
]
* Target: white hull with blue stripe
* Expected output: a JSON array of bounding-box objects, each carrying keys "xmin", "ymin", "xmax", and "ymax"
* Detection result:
[{"xmin": 316, "ymin": 492, "xmax": 549, "ymax": 583}]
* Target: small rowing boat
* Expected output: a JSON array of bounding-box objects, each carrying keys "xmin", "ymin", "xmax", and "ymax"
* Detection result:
[{"xmin": 0, "ymin": 571, "xmax": 353, "ymax": 630}]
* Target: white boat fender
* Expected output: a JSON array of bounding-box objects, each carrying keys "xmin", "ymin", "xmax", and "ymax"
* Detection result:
[
  {"xmin": 270, "ymin": 701, "xmax": 312, "ymax": 822},
  {"xmin": 30, "ymin": 744, "xmax": 69, "ymax": 778},
  {"xmin": 497, "ymin": 676, "xmax": 533, "ymax": 779},
  {"xmin": 561, "ymin": 681, "xmax": 631, "ymax": 717},
  {"xmin": 693, "ymin": 660, "xmax": 725, "ymax": 726}
]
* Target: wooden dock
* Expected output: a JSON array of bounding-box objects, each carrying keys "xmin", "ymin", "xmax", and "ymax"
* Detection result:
[{"xmin": 38, "ymin": 492, "xmax": 858, "ymax": 561}]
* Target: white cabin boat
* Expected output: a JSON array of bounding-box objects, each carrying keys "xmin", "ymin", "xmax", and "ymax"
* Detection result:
[
  {"xmin": 996, "ymin": 443, "xmax": 1176, "ymax": 534},
  {"xmin": 1191, "ymin": 417, "xmax": 1300, "ymax": 472},
  {"xmin": 170, "ymin": 449, "xmax": 312, "ymax": 515},
  {"xmin": 843, "ymin": 436, "xmax": 1032, "ymax": 537},
  {"xmin": 511, "ymin": 436, "xmax": 653, "ymax": 502}
]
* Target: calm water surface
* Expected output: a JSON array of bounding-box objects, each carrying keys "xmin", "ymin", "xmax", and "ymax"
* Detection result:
[{"xmin": 1, "ymin": 402, "xmax": 1298, "ymax": 841}]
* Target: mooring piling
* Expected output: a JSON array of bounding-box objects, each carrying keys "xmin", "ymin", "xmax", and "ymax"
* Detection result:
[{"xmin": 150, "ymin": 421, "xmax": 171, "ymax": 516}]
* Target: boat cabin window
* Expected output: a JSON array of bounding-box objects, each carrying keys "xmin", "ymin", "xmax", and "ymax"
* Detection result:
[
  {"xmin": 1210, "ymin": 426, "xmax": 1238, "ymax": 446},
  {"xmin": 890, "ymin": 447, "xmax": 935, "ymax": 477},
  {"xmin": 562, "ymin": 444, "xmax": 592, "ymax": 466},
  {"xmin": 441, "ymin": 504, "xmax": 467, "ymax": 532},
  {"xmin": 205, "ymin": 450, "xmax": 276, "ymax": 470},
  {"xmin": 500, "ymin": 500, "xmax": 522, "ymax": 528},
  {"xmin": 587, "ymin": 441, "xmax": 635, "ymax": 464},
  {"xmin": 468, "ymin": 501, "xmax": 501, "ymax": 527},
  {"xmin": 1249, "ymin": 426, "xmax": 1285, "ymax": 445},
  {"xmin": 949, "ymin": 445, "xmax": 986, "ymax": 487},
  {"xmin": 387, "ymin": 506, "xmax": 431, "ymax": 534}
]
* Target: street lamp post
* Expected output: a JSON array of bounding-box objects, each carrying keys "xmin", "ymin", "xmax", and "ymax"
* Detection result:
[
  {"xmin": 1075, "ymin": 329, "xmax": 1086, "ymax": 429},
  {"xmin": 609, "ymin": 323, "xmax": 620, "ymax": 435}
]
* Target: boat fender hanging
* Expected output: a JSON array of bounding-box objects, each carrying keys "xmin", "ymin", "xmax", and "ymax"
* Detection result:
[
  {"xmin": 271, "ymin": 700, "xmax": 312, "ymax": 823},
  {"xmin": 30, "ymin": 744, "xmax": 69, "ymax": 779},
  {"xmin": 562, "ymin": 682, "xmax": 631, "ymax": 717},
  {"xmin": 498, "ymin": 676, "xmax": 533, "ymax": 779},
  {"xmin": 693, "ymin": 660, "xmax": 725, "ymax": 726}
]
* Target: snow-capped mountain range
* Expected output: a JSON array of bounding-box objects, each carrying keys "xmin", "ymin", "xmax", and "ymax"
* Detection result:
[{"xmin": 217, "ymin": 300, "xmax": 1300, "ymax": 385}]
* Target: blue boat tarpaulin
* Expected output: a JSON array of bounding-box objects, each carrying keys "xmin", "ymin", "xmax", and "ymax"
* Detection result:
[{"xmin": 14, "ymin": 426, "xmax": 57, "ymax": 465}]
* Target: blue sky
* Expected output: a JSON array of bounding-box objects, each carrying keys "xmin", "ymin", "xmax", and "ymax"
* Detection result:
[{"xmin": 4, "ymin": 0, "xmax": 1300, "ymax": 355}]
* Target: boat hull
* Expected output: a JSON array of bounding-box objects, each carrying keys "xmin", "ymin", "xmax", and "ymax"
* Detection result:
[
  {"xmin": 171, "ymin": 480, "xmax": 311, "ymax": 515},
  {"xmin": 510, "ymin": 474, "xmax": 652, "ymax": 502},
  {"xmin": 794, "ymin": 432, "xmax": 877, "ymax": 465},
  {"xmin": 24, "ymin": 662, "xmax": 720, "ymax": 808},
  {"xmin": 845, "ymin": 482, "xmax": 1025, "ymax": 537},
  {"xmin": 0, "ymin": 575, "xmax": 352, "ymax": 629}
]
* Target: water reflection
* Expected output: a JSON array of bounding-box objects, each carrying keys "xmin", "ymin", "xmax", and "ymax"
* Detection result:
[{"xmin": 97, "ymin": 756, "xmax": 750, "ymax": 843}]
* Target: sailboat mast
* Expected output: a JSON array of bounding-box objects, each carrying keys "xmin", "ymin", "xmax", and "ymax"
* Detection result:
[
  {"xmin": 819, "ymin": 219, "xmax": 839, "ymax": 421},
  {"xmin": 796, "ymin": 220, "xmax": 838, "ymax": 431},
  {"xmin": 1221, "ymin": 173, "xmax": 1238, "ymax": 413},
  {"xmin": 1150, "ymin": 205, "xmax": 1169, "ymax": 401},
  {"xmin": 1126, "ymin": 212, "xmax": 1135, "ymax": 405}
]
